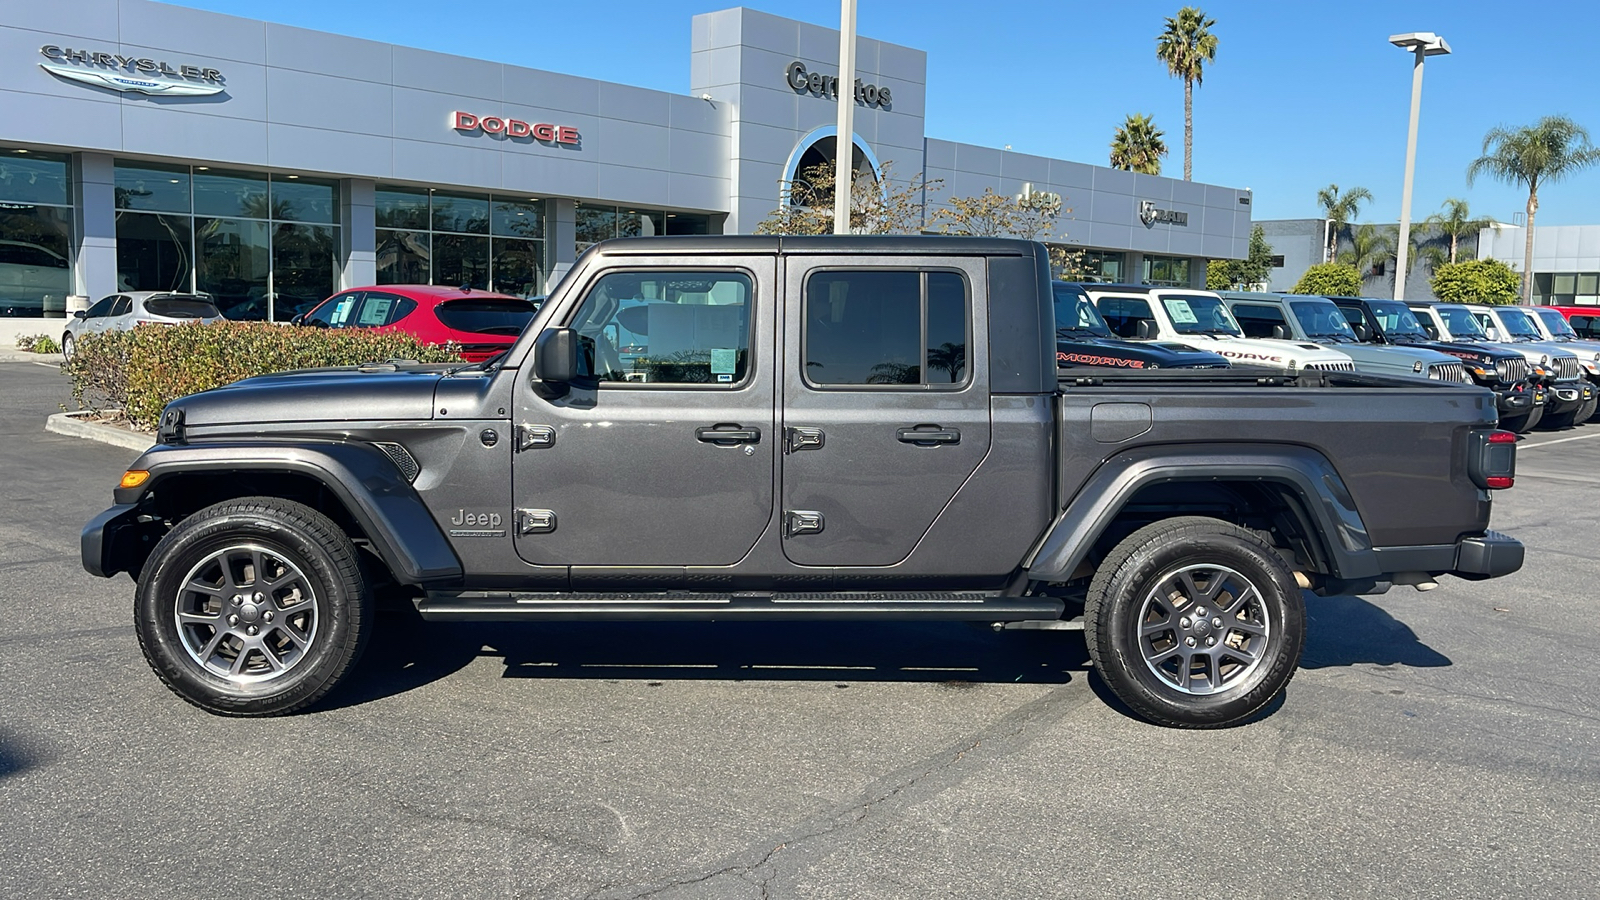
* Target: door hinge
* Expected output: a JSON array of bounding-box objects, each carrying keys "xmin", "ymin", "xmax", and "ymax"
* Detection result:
[
  {"xmin": 517, "ymin": 424, "xmax": 556, "ymax": 451},
  {"xmin": 784, "ymin": 426, "xmax": 825, "ymax": 453},
  {"xmin": 785, "ymin": 510, "xmax": 825, "ymax": 537},
  {"xmin": 517, "ymin": 509, "xmax": 557, "ymax": 535}
]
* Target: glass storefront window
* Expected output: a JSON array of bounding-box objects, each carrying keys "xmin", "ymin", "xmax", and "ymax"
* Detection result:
[
  {"xmin": 1143, "ymin": 255, "xmax": 1191, "ymax": 287},
  {"xmin": 115, "ymin": 212, "xmax": 193, "ymax": 295},
  {"xmin": 114, "ymin": 162, "xmax": 190, "ymax": 213},
  {"xmin": 193, "ymin": 169, "xmax": 268, "ymax": 218},
  {"xmin": 1, "ymin": 149, "xmax": 74, "ymax": 316},
  {"xmin": 492, "ymin": 238, "xmax": 542, "ymax": 298},
  {"xmin": 432, "ymin": 191, "xmax": 489, "ymax": 234},
  {"xmin": 433, "ymin": 233, "xmax": 490, "ymax": 290},
  {"xmin": 492, "ymin": 198, "xmax": 544, "ymax": 238},
  {"xmin": 270, "ymin": 175, "xmax": 338, "ymax": 224},
  {"xmin": 195, "ymin": 217, "xmax": 271, "ymax": 320},
  {"xmin": 273, "ymin": 223, "xmax": 338, "ymax": 319},
  {"xmin": 377, "ymin": 230, "xmax": 430, "ymax": 284},
  {"xmin": 376, "ymin": 187, "xmax": 429, "ymax": 230},
  {"xmin": 576, "ymin": 204, "xmax": 616, "ymax": 250},
  {"xmin": 665, "ymin": 212, "xmax": 711, "ymax": 236}
]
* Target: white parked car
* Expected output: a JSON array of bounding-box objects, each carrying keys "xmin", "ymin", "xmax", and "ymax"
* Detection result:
[
  {"xmin": 62, "ymin": 291, "xmax": 225, "ymax": 359},
  {"xmin": 1081, "ymin": 285, "xmax": 1356, "ymax": 374}
]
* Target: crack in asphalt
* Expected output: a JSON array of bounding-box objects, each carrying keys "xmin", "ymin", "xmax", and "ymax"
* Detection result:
[{"xmin": 582, "ymin": 680, "xmax": 1094, "ymax": 900}]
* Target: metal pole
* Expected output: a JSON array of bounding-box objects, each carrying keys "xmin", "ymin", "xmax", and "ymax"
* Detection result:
[
  {"xmin": 832, "ymin": 0, "xmax": 857, "ymax": 235},
  {"xmin": 1393, "ymin": 46, "xmax": 1425, "ymax": 301}
]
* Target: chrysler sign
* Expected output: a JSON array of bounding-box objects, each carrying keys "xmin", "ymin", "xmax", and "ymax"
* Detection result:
[
  {"xmin": 452, "ymin": 111, "xmax": 579, "ymax": 145},
  {"xmin": 39, "ymin": 45, "xmax": 225, "ymax": 96}
]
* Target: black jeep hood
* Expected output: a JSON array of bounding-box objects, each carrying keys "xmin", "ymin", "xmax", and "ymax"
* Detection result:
[
  {"xmin": 1057, "ymin": 337, "xmax": 1229, "ymax": 370},
  {"xmin": 1403, "ymin": 340, "xmax": 1518, "ymax": 365},
  {"xmin": 172, "ymin": 365, "xmax": 453, "ymax": 426}
]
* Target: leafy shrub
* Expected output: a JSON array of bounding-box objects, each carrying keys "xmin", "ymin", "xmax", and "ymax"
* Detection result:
[
  {"xmin": 14, "ymin": 334, "xmax": 58, "ymax": 353},
  {"xmin": 1291, "ymin": 263, "xmax": 1362, "ymax": 297},
  {"xmin": 1431, "ymin": 259, "xmax": 1520, "ymax": 305},
  {"xmin": 64, "ymin": 322, "xmax": 461, "ymax": 430}
]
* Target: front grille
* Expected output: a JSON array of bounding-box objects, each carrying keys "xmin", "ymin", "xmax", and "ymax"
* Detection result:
[
  {"xmin": 1496, "ymin": 357, "xmax": 1529, "ymax": 382},
  {"xmin": 1556, "ymin": 357, "xmax": 1582, "ymax": 381},
  {"xmin": 1305, "ymin": 361, "xmax": 1357, "ymax": 372},
  {"xmin": 1428, "ymin": 362, "xmax": 1471, "ymax": 383}
]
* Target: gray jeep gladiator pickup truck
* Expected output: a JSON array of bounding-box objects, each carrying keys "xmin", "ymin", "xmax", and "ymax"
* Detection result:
[{"xmin": 83, "ymin": 236, "xmax": 1524, "ymax": 728}]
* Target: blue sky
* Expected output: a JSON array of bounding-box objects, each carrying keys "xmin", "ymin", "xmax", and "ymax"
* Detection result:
[{"xmin": 170, "ymin": 0, "xmax": 1600, "ymax": 227}]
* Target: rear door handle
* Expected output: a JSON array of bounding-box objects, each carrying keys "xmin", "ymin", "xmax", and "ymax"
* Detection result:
[
  {"xmin": 697, "ymin": 424, "xmax": 761, "ymax": 444},
  {"xmin": 897, "ymin": 426, "xmax": 960, "ymax": 445}
]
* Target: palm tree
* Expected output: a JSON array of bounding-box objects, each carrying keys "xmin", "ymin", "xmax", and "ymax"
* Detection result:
[
  {"xmin": 1155, "ymin": 7, "xmax": 1218, "ymax": 182},
  {"xmin": 1339, "ymin": 223, "xmax": 1389, "ymax": 276},
  {"xmin": 1315, "ymin": 184, "xmax": 1373, "ymax": 265},
  {"xmin": 1109, "ymin": 114, "xmax": 1168, "ymax": 175},
  {"xmin": 1467, "ymin": 116, "xmax": 1600, "ymax": 302},
  {"xmin": 1422, "ymin": 198, "xmax": 1495, "ymax": 264}
]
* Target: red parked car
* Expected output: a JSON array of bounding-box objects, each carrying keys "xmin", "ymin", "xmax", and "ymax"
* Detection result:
[
  {"xmin": 1548, "ymin": 305, "xmax": 1600, "ymax": 341},
  {"xmin": 294, "ymin": 285, "xmax": 539, "ymax": 362}
]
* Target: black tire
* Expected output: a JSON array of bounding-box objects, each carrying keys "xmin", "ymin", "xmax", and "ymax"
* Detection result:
[
  {"xmin": 61, "ymin": 333, "xmax": 74, "ymax": 360},
  {"xmin": 1085, "ymin": 516, "xmax": 1305, "ymax": 728},
  {"xmin": 1580, "ymin": 394, "xmax": 1599, "ymax": 424},
  {"xmin": 1501, "ymin": 405, "xmax": 1543, "ymax": 434},
  {"xmin": 134, "ymin": 497, "xmax": 371, "ymax": 716}
]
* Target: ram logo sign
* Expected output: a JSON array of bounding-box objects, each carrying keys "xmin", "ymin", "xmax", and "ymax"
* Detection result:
[{"xmin": 1138, "ymin": 200, "xmax": 1189, "ymax": 228}]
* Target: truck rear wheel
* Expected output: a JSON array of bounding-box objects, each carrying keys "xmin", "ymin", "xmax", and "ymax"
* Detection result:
[
  {"xmin": 134, "ymin": 497, "xmax": 371, "ymax": 716},
  {"xmin": 1085, "ymin": 516, "xmax": 1305, "ymax": 728}
]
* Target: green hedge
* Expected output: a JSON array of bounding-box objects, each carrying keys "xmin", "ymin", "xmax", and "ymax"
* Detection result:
[
  {"xmin": 1290, "ymin": 263, "xmax": 1363, "ymax": 296},
  {"xmin": 64, "ymin": 322, "xmax": 461, "ymax": 430}
]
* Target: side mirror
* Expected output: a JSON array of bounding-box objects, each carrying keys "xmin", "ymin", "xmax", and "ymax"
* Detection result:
[
  {"xmin": 533, "ymin": 327, "xmax": 579, "ymax": 393},
  {"xmin": 1270, "ymin": 324, "xmax": 1288, "ymax": 339},
  {"xmin": 1422, "ymin": 323, "xmax": 1439, "ymax": 339},
  {"xmin": 1351, "ymin": 323, "xmax": 1370, "ymax": 341},
  {"xmin": 290, "ymin": 313, "xmax": 305, "ymax": 326},
  {"xmin": 74, "ymin": 310, "xmax": 87, "ymax": 319},
  {"xmin": 1134, "ymin": 319, "xmax": 1154, "ymax": 339}
]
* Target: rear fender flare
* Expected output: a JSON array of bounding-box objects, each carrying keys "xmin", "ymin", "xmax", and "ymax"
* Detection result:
[
  {"xmin": 116, "ymin": 440, "xmax": 462, "ymax": 585},
  {"xmin": 1025, "ymin": 443, "xmax": 1378, "ymax": 583}
]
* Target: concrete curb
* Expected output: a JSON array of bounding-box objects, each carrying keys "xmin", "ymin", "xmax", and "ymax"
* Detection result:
[
  {"xmin": 0, "ymin": 349, "xmax": 64, "ymax": 363},
  {"xmin": 46, "ymin": 411, "xmax": 155, "ymax": 452}
]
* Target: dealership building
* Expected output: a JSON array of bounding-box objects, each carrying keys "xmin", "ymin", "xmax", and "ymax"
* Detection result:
[{"xmin": 0, "ymin": 0, "xmax": 1254, "ymax": 328}]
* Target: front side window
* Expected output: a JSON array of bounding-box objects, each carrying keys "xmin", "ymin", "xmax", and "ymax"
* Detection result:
[
  {"xmin": 1096, "ymin": 296, "xmax": 1155, "ymax": 338},
  {"xmin": 304, "ymin": 292, "xmax": 361, "ymax": 328},
  {"xmin": 804, "ymin": 270, "xmax": 969, "ymax": 387},
  {"xmin": 1570, "ymin": 315, "xmax": 1600, "ymax": 339},
  {"xmin": 1159, "ymin": 294, "xmax": 1241, "ymax": 336},
  {"xmin": 1231, "ymin": 303, "xmax": 1289, "ymax": 339},
  {"xmin": 84, "ymin": 296, "xmax": 116, "ymax": 318},
  {"xmin": 568, "ymin": 270, "xmax": 753, "ymax": 385}
]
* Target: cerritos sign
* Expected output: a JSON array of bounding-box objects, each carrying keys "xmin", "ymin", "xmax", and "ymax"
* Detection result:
[
  {"xmin": 39, "ymin": 45, "xmax": 225, "ymax": 96},
  {"xmin": 785, "ymin": 61, "xmax": 892, "ymax": 109},
  {"xmin": 451, "ymin": 111, "xmax": 579, "ymax": 146}
]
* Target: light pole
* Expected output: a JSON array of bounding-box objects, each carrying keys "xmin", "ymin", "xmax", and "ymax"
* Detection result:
[
  {"xmin": 1388, "ymin": 31, "xmax": 1450, "ymax": 301},
  {"xmin": 833, "ymin": 0, "xmax": 858, "ymax": 234}
]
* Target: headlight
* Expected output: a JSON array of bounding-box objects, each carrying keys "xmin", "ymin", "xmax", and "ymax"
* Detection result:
[
  {"xmin": 1413, "ymin": 360, "xmax": 1424, "ymax": 373},
  {"xmin": 1541, "ymin": 354, "xmax": 1550, "ymax": 365}
]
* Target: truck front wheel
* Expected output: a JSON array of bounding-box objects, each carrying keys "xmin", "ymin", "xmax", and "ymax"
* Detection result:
[
  {"xmin": 133, "ymin": 497, "xmax": 372, "ymax": 716},
  {"xmin": 1085, "ymin": 516, "xmax": 1305, "ymax": 728}
]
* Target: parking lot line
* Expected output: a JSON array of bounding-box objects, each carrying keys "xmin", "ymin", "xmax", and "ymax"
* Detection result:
[{"xmin": 1519, "ymin": 432, "xmax": 1600, "ymax": 450}]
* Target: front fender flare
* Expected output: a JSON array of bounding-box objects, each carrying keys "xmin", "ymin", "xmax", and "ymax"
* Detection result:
[
  {"xmin": 114, "ymin": 440, "xmax": 463, "ymax": 586},
  {"xmin": 1024, "ymin": 443, "xmax": 1378, "ymax": 583}
]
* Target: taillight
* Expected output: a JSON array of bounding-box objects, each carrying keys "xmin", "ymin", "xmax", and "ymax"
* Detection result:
[{"xmin": 1471, "ymin": 429, "xmax": 1517, "ymax": 490}]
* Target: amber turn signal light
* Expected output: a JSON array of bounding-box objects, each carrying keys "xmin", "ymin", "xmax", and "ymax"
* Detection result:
[{"xmin": 119, "ymin": 470, "xmax": 150, "ymax": 489}]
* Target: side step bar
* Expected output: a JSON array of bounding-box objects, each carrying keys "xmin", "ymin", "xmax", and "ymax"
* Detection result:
[{"xmin": 417, "ymin": 590, "xmax": 1066, "ymax": 623}]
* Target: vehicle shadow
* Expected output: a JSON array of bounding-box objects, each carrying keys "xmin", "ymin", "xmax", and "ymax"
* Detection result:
[
  {"xmin": 0, "ymin": 726, "xmax": 44, "ymax": 781},
  {"xmin": 1300, "ymin": 593, "xmax": 1452, "ymax": 669},
  {"xmin": 323, "ymin": 609, "xmax": 1088, "ymax": 711}
]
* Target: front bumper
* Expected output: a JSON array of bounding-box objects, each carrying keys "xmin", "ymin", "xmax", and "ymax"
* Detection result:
[
  {"xmin": 1546, "ymin": 381, "xmax": 1594, "ymax": 414},
  {"xmin": 1493, "ymin": 388, "xmax": 1537, "ymax": 413},
  {"xmin": 82, "ymin": 503, "xmax": 147, "ymax": 579}
]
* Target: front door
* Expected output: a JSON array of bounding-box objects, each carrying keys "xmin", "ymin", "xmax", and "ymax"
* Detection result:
[
  {"xmin": 511, "ymin": 257, "xmax": 776, "ymax": 567},
  {"xmin": 779, "ymin": 257, "xmax": 992, "ymax": 567}
]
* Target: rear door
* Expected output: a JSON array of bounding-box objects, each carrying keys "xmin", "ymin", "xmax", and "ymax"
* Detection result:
[
  {"xmin": 779, "ymin": 256, "xmax": 991, "ymax": 567},
  {"xmin": 511, "ymin": 256, "xmax": 776, "ymax": 567}
]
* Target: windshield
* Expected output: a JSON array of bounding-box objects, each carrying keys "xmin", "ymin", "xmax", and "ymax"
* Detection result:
[
  {"xmin": 1366, "ymin": 300, "xmax": 1430, "ymax": 338},
  {"xmin": 1533, "ymin": 307, "xmax": 1579, "ymax": 338},
  {"xmin": 1492, "ymin": 308, "xmax": 1542, "ymax": 340},
  {"xmin": 1438, "ymin": 306, "xmax": 1489, "ymax": 340},
  {"xmin": 1288, "ymin": 301, "xmax": 1357, "ymax": 340},
  {"xmin": 1051, "ymin": 284, "xmax": 1113, "ymax": 337},
  {"xmin": 1159, "ymin": 294, "xmax": 1241, "ymax": 336}
]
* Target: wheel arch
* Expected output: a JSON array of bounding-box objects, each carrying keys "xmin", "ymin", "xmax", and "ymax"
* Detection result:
[
  {"xmin": 1025, "ymin": 443, "xmax": 1378, "ymax": 585},
  {"xmin": 107, "ymin": 441, "xmax": 462, "ymax": 586}
]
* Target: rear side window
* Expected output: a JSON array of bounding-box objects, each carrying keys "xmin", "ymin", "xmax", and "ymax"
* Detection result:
[
  {"xmin": 435, "ymin": 298, "xmax": 536, "ymax": 335},
  {"xmin": 1096, "ymin": 296, "xmax": 1155, "ymax": 338},
  {"xmin": 146, "ymin": 297, "xmax": 221, "ymax": 318},
  {"xmin": 1231, "ymin": 303, "xmax": 1288, "ymax": 338},
  {"xmin": 804, "ymin": 270, "xmax": 969, "ymax": 387}
]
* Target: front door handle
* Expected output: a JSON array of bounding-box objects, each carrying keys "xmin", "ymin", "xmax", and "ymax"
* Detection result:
[
  {"xmin": 897, "ymin": 425, "xmax": 960, "ymax": 446},
  {"xmin": 697, "ymin": 424, "xmax": 761, "ymax": 445}
]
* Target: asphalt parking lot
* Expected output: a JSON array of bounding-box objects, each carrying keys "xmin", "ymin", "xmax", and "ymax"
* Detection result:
[{"xmin": 2, "ymin": 357, "xmax": 1598, "ymax": 899}]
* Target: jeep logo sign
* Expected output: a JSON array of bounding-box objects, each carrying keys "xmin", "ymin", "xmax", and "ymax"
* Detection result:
[{"xmin": 452, "ymin": 111, "xmax": 579, "ymax": 145}]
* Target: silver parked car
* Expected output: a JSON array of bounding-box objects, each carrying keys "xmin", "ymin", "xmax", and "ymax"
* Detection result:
[{"xmin": 62, "ymin": 291, "xmax": 225, "ymax": 359}]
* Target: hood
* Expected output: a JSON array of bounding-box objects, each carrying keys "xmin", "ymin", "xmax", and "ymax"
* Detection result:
[
  {"xmin": 1191, "ymin": 336, "xmax": 1352, "ymax": 371},
  {"xmin": 1402, "ymin": 340, "xmax": 1519, "ymax": 365},
  {"xmin": 172, "ymin": 364, "xmax": 453, "ymax": 426},
  {"xmin": 1333, "ymin": 343, "xmax": 1457, "ymax": 369},
  {"xmin": 1057, "ymin": 337, "xmax": 1229, "ymax": 370}
]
